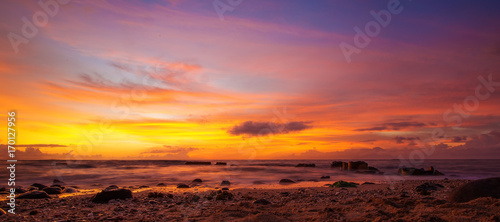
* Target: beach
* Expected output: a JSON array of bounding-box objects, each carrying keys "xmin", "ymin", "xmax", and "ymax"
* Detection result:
[{"xmin": 2, "ymin": 179, "xmax": 500, "ymax": 221}]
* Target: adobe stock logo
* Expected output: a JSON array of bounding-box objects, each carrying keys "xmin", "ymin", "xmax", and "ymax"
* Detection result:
[
  {"xmin": 339, "ymin": 0, "xmax": 412, "ymax": 63},
  {"xmin": 7, "ymin": 0, "xmax": 70, "ymax": 54}
]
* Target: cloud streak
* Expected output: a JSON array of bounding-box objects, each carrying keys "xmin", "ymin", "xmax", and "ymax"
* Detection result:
[{"xmin": 228, "ymin": 121, "xmax": 313, "ymax": 136}]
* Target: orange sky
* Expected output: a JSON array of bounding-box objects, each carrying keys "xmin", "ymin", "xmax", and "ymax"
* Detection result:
[{"xmin": 1, "ymin": 0, "xmax": 500, "ymax": 160}]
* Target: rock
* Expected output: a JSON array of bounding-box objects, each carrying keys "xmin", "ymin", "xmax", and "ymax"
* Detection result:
[
  {"xmin": 28, "ymin": 186, "xmax": 38, "ymax": 191},
  {"xmin": 156, "ymin": 183, "xmax": 166, "ymax": 187},
  {"xmin": 148, "ymin": 192, "xmax": 164, "ymax": 198},
  {"xmin": 177, "ymin": 183, "xmax": 190, "ymax": 188},
  {"xmin": 139, "ymin": 185, "xmax": 149, "ymax": 188},
  {"xmin": 43, "ymin": 187, "xmax": 63, "ymax": 194},
  {"xmin": 63, "ymin": 187, "xmax": 78, "ymax": 193},
  {"xmin": 216, "ymin": 191, "xmax": 233, "ymax": 200},
  {"xmin": 52, "ymin": 179, "xmax": 65, "ymax": 186},
  {"xmin": 104, "ymin": 185, "xmax": 119, "ymax": 191},
  {"xmin": 185, "ymin": 161, "xmax": 211, "ymax": 165},
  {"xmin": 51, "ymin": 184, "xmax": 65, "ymax": 190},
  {"xmin": 221, "ymin": 180, "xmax": 231, "ymax": 186},
  {"xmin": 192, "ymin": 178, "xmax": 203, "ymax": 183},
  {"xmin": 215, "ymin": 162, "xmax": 227, "ymax": 165},
  {"xmin": 346, "ymin": 161, "xmax": 369, "ymax": 170},
  {"xmin": 148, "ymin": 200, "xmax": 158, "ymax": 204},
  {"xmin": 416, "ymin": 182, "xmax": 443, "ymax": 195},
  {"xmin": 330, "ymin": 181, "xmax": 358, "ymax": 188},
  {"xmin": 91, "ymin": 189, "xmax": 133, "ymax": 203},
  {"xmin": 221, "ymin": 187, "xmax": 229, "ymax": 191},
  {"xmin": 17, "ymin": 191, "xmax": 51, "ymax": 199},
  {"xmin": 398, "ymin": 166, "xmax": 444, "ymax": 176},
  {"xmin": 449, "ymin": 177, "xmax": 500, "ymax": 203},
  {"xmin": 295, "ymin": 163, "xmax": 316, "ymax": 167},
  {"xmin": 253, "ymin": 198, "xmax": 271, "ymax": 205},
  {"xmin": 320, "ymin": 176, "xmax": 330, "ymax": 179},
  {"xmin": 362, "ymin": 182, "xmax": 375, "ymax": 185},
  {"xmin": 15, "ymin": 188, "xmax": 27, "ymax": 194},
  {"xmin": 29, "ymin": 210, "xmax": 38, "ymax": 215},
  {"xmin": 331, "ymin": 161, "xmax": 344, "ymax": 168},
  {"xmin": 279, "ymin": 179, "xmax": 296, "ymax": 184},
  {"xmin": 192, "ymin": 195, "xmax": 201, "ymax": 202},
  {"xmin": 31, "ymin": 183, "xmax": 47, "ymax": 190}
]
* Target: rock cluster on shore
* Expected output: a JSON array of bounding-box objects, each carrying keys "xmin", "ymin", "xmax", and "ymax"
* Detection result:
[{"xmin": 330, "ymin": 161, "xmax": 383, "ymax": 174}]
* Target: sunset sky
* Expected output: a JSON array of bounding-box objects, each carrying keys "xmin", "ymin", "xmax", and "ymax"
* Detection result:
[{"xmin": 1, "ymin": 0, "xmax": 500, "ymax": 160}]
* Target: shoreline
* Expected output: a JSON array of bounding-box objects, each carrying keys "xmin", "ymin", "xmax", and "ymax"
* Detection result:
[{"xmin": 2, "ymin": 179, "xmax": 499, "ymax": 221}]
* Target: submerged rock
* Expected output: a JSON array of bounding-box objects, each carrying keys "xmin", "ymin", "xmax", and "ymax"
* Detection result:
[
  {"xmin": 253, "ymin": 198, "xmax": 271, "ymax": 205},
  {"xmin": 398, "ymin": 166, "xmax": 444, "ymax": 176},
  {"xmin": 279, "ymin": 179, "xmax": 296, "ymax": 184},
  {"xmin": 91, "ymin": 189, "xmax": 133, "ymax": 203},
  {"xmin": 221, "ymin": 180, "xmax": 231, "ymax": 186},
  {"xmin": 295, "ymin": 163, "xmax": 316, "ymax": 167},
  {"xmin": 42, "ymin": 187, "xmax": 63, "ymax": 194},
  {"xmin": 17, "ymin": 191, "xmax": 51, "ymax": 199},
  {"xmin": 449, "ymin": 177, "xmax": 500, "ymax": 203},
  {"xmin": 156, "ymin": 183, "xmax": 166, "ymax": 187},
  {"xmin": 192, "ymin": 178, "xmax": 203, "ymax": 183},
  {"xmin": 320, "ymin": 176, "xmax": 330, "ymax": 179},
  {"xmin": 215, "ymin": 162, "xmax": 227, "ymax": 165},
  {"xmin": 177, "ymin": 183, "xmax": 190, "ymax": 188},
  {"xmin": 185, "ymin": 161, "xmax": 211, "ymax": 165}
]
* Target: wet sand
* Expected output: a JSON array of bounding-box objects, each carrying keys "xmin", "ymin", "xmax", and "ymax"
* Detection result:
[{"xmin": 1, "ymin": 179, "xmax": 500, "ymax": 221}]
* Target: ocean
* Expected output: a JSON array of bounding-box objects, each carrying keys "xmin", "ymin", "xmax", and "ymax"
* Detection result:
[{"xmin": 3, "ymin": 159, "xmax": 500, "ymax": 189}]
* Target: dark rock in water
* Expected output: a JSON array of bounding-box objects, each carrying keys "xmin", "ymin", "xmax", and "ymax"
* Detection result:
[
  {"xmin": 52, "ymin": 179, "xmax": 65, "ymax": 187},
  {"xmin": 31, "ymin": 183, "xmax": 47, "ymax": 190},
  {"xmin": 17, "ymin": 191, "xmax": 51, "ymax": 199},
  {"xmin": 346, "ymin": 161, "xmax": 369, "ymax": 170},
  {"xmin": 156, "ymin": 183, "xmax": 166, "ymax": 187},
  {"xmin": 104, "ymin": 185, "xmax": 119, "ymax": 191},
  {"xmin": 185, "ymin": 161, "xmax": 211, "ymax": 165},
  {"xmin": 91, "ymin": 189, "xmax": 133, "ymax": 203},
  {"xmin": 279, "ymin": 179, "xmax": 296, "ymax": 184},
  {"xmin": 51, "ymin": 184, "xmax": 65, "ymax": 190},
  {"xmin": 355, "ymin": 166, "xmax": 384, "ymax": 175},
  {"xmin": 139, "ymin": 185, "xmax": 149, "ymax": 188},
  {"xmin": 43, "ymin": 187, "xmax": 62, "ymax": 194},
  {"xmin": 215, "ymin": 162, "xmax": 227, "ymax": 165},
  {"xmin": 63, "ymin": 187, "xmax": 78, "ymax": 193},
  {"xmin": 221, "ymin": 180, "xmax": 231, "ymax": 186},
  {"xmin": 449, "ymin": 177, "xmax": 500, "ymax": 203},
  {"xmin": 29, "ymin": 210, "xmax": 38, "ymax": 215},
  {"xmin": 253, "ymin": 198, "xmax": 271, "ymax": 205},
  {"xmin": 216, "ymin": 191, "xmax": 233, "ymax": 200},
  {"xmin": 295, "ymin": 163, "xmax": 316, "ymax": 167},
  {"xmin": 398, "ymin": 166, "xmax": 444, "ymax": 176},
  {"xmin": 320, "ymin": 176, "xmax": 330, "ymax": 179},
  {"xmin": 331, "ymin": 161, "xmax": 344, "ymax": 168},
  {"xmin": 221, "ymin": 187, "xmax": 229, "ymax": 191},
  {"xmin": 177, "ymin": 183, "xmax": 190, "ymax": 188},
  {"xmin": 330, "ymin": 181, "xmax": 358, "ymax": 188},
  {"xmin": 28, "ymin": 186, "xmax": 38, "ymax": 191},
  {"xmin": 362, "ymin": 182, "xmax": 375, "ymax": 185},
  {"xmin": 192, "ymin": 179, "xmax": 203, "ymax": 183},
  {"xmin": 15, "ymin": 188, "xmax": 27, "ymax": 194}
]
